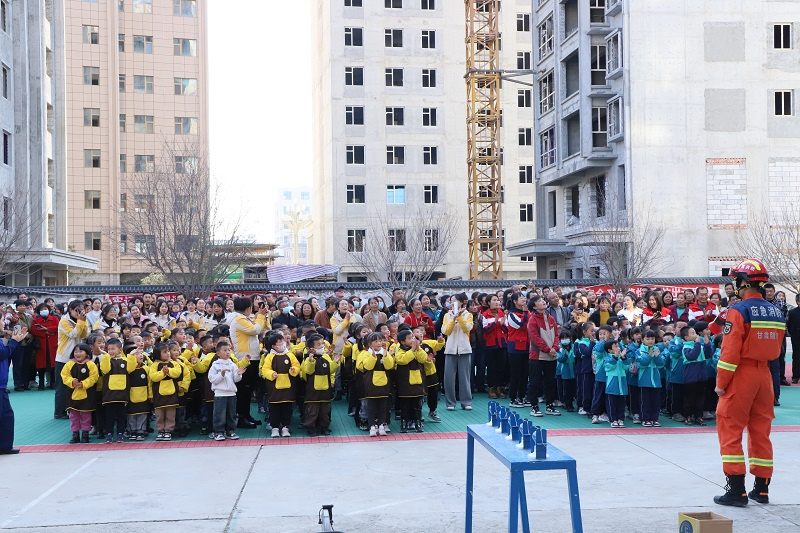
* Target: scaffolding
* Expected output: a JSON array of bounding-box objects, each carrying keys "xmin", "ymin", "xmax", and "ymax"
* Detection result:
[{"xmin": 465, "ymin": 0, "xmax": 503, "ymax": 279}]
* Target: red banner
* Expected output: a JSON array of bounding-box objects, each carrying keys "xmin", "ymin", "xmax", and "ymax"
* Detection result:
[{"xmin": 578, "ymin": 284, "xmax": 725, "ymax": 298}]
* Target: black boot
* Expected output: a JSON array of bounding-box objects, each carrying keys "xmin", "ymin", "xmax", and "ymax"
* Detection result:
[
  {"xmin": 415, "ymin": 419, "xmax": 424, "ymax": 433},
  {"xmin": 69, "ymin": 431, "xmax": 80, "ymax": 444},
  {"xmin": 714, "ymin": 474, "xmax": 748, "ymax": 507},
  {"xmin": 749, "ymin": 477, "xmax": 770, "ymax": 504},
  {"xmin": 400, "ymin": 420, "xmax": 408, "ymax": 434},
  {"xmin": 81, "ymin": 431, "xmax": 90, "ymax": 443}
]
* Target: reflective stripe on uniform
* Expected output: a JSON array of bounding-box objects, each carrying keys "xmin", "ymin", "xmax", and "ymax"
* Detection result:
[
  {"xmin": 750, "ymin": 321, "xmax": 786, "ymax": 330},
  {"xmin": 717, "ymin": 361, "xmax": 737, "ymax": 372},
  {"xmin": 748, "ymin": 457, "xmax": 773, "ymax": 467},
  {"xmin": 721, "ymin": 455, "xmax": 745, "ymax": 463}
]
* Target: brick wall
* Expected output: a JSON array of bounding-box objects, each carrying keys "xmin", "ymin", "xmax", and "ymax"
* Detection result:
[
  {"xmin": 768, "ymin": 158, "xmax": 800, "ymax": 225},
  {"xmin": 706, "ymin": 158, "xmax": 747, "ymax": 229}
]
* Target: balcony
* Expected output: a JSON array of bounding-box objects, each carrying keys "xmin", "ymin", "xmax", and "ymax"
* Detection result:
[{"xmin": 606, "ymin": 0, "xmax": 623, "ymax": 16}]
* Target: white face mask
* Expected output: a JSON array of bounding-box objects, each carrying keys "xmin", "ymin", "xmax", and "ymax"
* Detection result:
[{"xmin": 39, "ymin": 310, "xmax": 50, "ymax": 318}]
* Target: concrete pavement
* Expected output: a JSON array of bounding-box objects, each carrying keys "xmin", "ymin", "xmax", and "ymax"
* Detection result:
[{"xmin": 1, "ymin": 432, "xmax": 799, "ymax": 532}]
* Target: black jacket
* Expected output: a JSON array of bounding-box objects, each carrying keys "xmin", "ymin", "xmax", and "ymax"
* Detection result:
[{"xmin": 787, "ymin": 307, "xmax": 800, "ymax": 339}]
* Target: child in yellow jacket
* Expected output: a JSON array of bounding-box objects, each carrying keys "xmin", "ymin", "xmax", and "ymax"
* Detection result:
[
  {"xmin": 169, "ymin": 341, "xmax": 192, "ymax": 437},
  {"xmin": 393, "ymin": 330, "xmax": 429, "ymax": 433},
  {"xmin": 124, "ymin": 344, "xmax": 150, "ymax": 441},
  {"xmin": 300, "ymin": 333, "xmax": 339, "ymax": 437},
  {"xmin": 99, "ymin": 338, "xmax": 137, "ymax": 443},
  {"xmin": 149, "ymin": 343, "xmax": 183, "ymax": 441},
  {"xmin": 356, "ymin": 332, "xmax": 395, "ymax": 437},
  {"xmin": 262, "ymin": 332, "xmax": 300, "ymax": 437},
  {"xmin": 410, "ymin": 325, "xmax": 446, "ymax": 422},
  {"xmin": 61, "ymin": 343, "xmax": 100, "ymax": 443}
]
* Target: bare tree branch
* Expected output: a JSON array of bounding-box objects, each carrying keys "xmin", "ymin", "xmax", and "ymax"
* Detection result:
[
  {"xmin": 0, "ymin": 189, "xmax": 47, "ymax": 282},
  {"xmin": 341, "ymin": 207, "xmax": 460, "ymax": 300}
]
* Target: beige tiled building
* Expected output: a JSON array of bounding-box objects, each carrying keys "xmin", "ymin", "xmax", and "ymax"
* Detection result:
[{"xmin": 65, "ymin": 0, "xmax": 209, "ymax": 284}]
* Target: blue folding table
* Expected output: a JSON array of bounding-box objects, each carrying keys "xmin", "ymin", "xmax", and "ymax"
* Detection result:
[{"xmin": 465, "ymin": 423, "xmax": 583, "ymax": 533}]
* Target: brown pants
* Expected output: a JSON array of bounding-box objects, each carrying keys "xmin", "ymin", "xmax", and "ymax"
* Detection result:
[
  {"xmin": 155, "ymin": 406, "xmax": 176, "ymax": 432},
  {"xmin": 303, "ymin": 402, "xmax": 331, "ymax": 430}
]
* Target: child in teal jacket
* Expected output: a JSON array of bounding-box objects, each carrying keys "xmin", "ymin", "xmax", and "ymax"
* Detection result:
[
  {"xmin": 637, "ymin": 330, "xmax": 666, "ymax": 427},
  {"xmin": 603, "ymin": 340, "xmax": 631, "ymax": 428},
  {"xmin": 556, "ymin": 330, "xmax": 576, "ymax": 411}
]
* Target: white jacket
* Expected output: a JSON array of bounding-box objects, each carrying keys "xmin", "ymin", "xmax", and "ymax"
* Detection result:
[
  {"xmin": 442, "ymin": 310, "xmax": 474, "ymax": 355},
  {"xmin": 208, "ymin": 358, "xmax": 242, "ymax": 397}
]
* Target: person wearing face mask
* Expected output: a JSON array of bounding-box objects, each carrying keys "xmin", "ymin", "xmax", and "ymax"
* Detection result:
[
  {"xmin": 11, "ymin": 300, "xmax": 34, "ymax": 392},
  {"xmin": 271, "ymin": 299, "xmax": 299, "ymax": 334},
  {"xmin": 31, "ymin": 304, "xmax": 60, "ymax": 391},
  {"xmin": 55, "ymin": 301, "xmax": 89, "ymax": 419},
  {"xmin": 362, "ymin": 298, "xmax": 387, "ymax": 332}
]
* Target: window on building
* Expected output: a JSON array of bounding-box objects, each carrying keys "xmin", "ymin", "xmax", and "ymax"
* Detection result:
[
  {"xmin": 608, "ymin": 97, "xmax": 623, "ymax": 138},
  {"xmin": 174, "ymin": 77, "xmax": 197, "ymax": 95},
  {"xmin": 422, "ymin": 107, "xmax": 437, "ymax": 126},
  {"xmin": 83, "ymin": 108, "xmax": 100, "ymax": 127},
  {"xmin": 345, "ymin": 0, "xmax": 363, "ymax": 6},
  {"xmin": 422, "ymin": 30, "xmax": 435, "ymax": 48},
  {"xmin": 134, "ymin": 75, "xmax": 154, "ymax": 94},
  {"xmin": 84, "ymin": 149, "xmax": 100, "ymax": 168},
  {"xmin": 607, "ymin": 31, "xmax": 622, "ymax": 72},
  {"xmin": 568, "ymin": 185, "xmax": 580, "ymax": 218},
  {"xmin": 566, "ymin": 114, "xmax": 581, "ymax": 156},
  {"xmin": 85, "ymin": 232, "xmax": 101, "ymax": 251},
  {"xmin": 134, "ymin": 114, "xmax": 154, "ymax": 133},
  {"xmin": 424, "ymin": 185, "xmax": 439, "ymax": 203},
  {"xmin": 595, "ymin": 175, "xmax": 606, "ymax": 217},
  {"xmin": 173, "ymin": 38, "xmax": 197, "ymax": 56},
  {"xmin": 344, "ymin": 27, "xmax": 363, "ymax": 46},
  {"xmin": 84, "ymin": 190, "xmax": 101, "ymax": 209},
  {"xmin": 133, "ymin": 35, "xmax": 153, "ymax": 53},
  {"xmin": 119, "ymin": 74, "xmax": 126, "ymax": 92},
  {"xmin": 83, "ymin": 25, "xmax": 99, "ymax": 44},
  {"xmin": 590, "ymin": 0, "xmax": 606, "ymax": 23},
  {"xmin": 174, "ymin": 116, "xmax": 199, "ymax": 135},
  {"xmin": 119, "ymin": 114, "xmax": 126, "ymax": 132},
  {"xmin": 345, "ymin": 66, "xmax": 364, "ymax": 85},
  {"xmin": 346, "ymin": 106, "xmax": 365, "ymax": 125},
  {"xmin": 548, "ymin": 190, "xmax": 557, "ymax": 227},
  {"xmin": 1, "ymin": 64, "xmax": 8, "ymax": 99},
  {"xmin": 386, "ymin": 185, "xmax": 406, "ymax": 204},
  {"xmin": 518, "ymin": 89, "xmax": 531, "ymax": 108},
  {"xmin": 517, "ymin": 51, "xmax": 531, "ymax": 70},
  {"xmin": 518, "ymin": 128, "xmax": 532, "ymax": 146},
  {"xmin": 385, "ymin": 28, "xmax": 403, "ymax": 47},
  {"xmin": 120, "ymin": 154, "xmax": 127, "ymax": 173},
  {"xmin": 173, "ymin": 0, "xmax": 196, "ymax": 16},
  {"xmin": 118, "ymin": 34, "xmax": 125, "ymax": 52},
  {"xmin": 1, "ymin": 196, "xmax": 9, "ymax": 231},
  {"xmin": 592, "ymin": 107, "xmax": 607, "ymax": 148},
  {"xmin": 520, "ymin": 203, "xmax": 534, "ymax": 222},
  {"xmin": 564, "ymin": 53, "xmax": 580, "ymax": 97},
  {"xmin": 422, "ymin": 68, "xmax": 436, "ymax": 87},
  {"xmin": 386, "ymin": 146, "xmax": 405, "ymax": 165},
  {"xmin": 775, "ymin": 90, "xmax": 793, "ymax": 116},
  {"xmin": 346, "ymin": 184, "xmax": 365, "ymax": 203},
  {"xmin": 175, "ymin": 155, "xmax": 198, "ymax": 174},
  {"xmin": 539, "ymin": 71, "xmax": 554, "ymax": 114},
  {"xmin": 519, "ymin": 165, "xmax": 533, "ymax": 184},
  {"xmin": 47, "ymin": 214, "xmax": 55, "ymax": 244},
  {"xmin": 346, "ymin": 145, "xmax": 365, "ymax": 164},
  {"xmin": 118, "ymin": 0, "xmax": 124, "ymax": 11},
  {"xmin": 0, "ymin": 0, "xmax": 7, "ymax": 33},
  {"xmin": 133, "ymin": 0, "xmax": 152, "ymax": 13},
  {"xmin": 538, "ymin": 15, "xmax": 553, "ymax": 59},
  {"xmin": 134, "ymin": 235, "xmax": 154, "ymax": 254},
  {"xmin": 119, "ymin": 234, "xmax": 127, "ymax": 254},
  {"xmin": 540, "ymin": 127, "xmax": 556, "ymax": 168},
  {"xmin": 590, "ymin": 45, "xmax": 607, "ymax": 85},
  {"xmin": 421, "ymin": 0, "xmax": 434, "ymax": 9},
  {"xmin": 388, "ymin": 229, "xmax": 406, "ymax": 251},
  {"xmin": 347, "ymin": 229, "xmax": 366, "ymax": 252},
  {"xmin": 385, "ymin": 0, "xmax": 401, "ymax": 7},
  {"xmin": 774, "ymin": 24, "xmax": 792, "ymax": 49},
  {"xmin": 134, "ymin": 154, "xmax": 155, "ymax": 173},
  {"xmin": 618, "ymin": 165, "xmax": 626, "ymax": 210},
  {"xmin": 133, "ymin": 194, "xmax": 154, "ymax": 212},
  {"xmin": 423, "ymin": 146, "xmax": 438, "ymax": 165},
  {"xmin": 83, "ymin": 66, "xmax": 100, "ymax": 86},
  {"xmin": 385, "ymin": 107, "xmax": 404, "ymax": 125},
  {"xmin": 422, "ymin": 229, "xmax": 439, "ymax": 251},
  {"xmin": 517, "ymin": 13, "xmax": 530, "ymax": 32},
  {"xmin": 385, "ymin": 68, "xmax": 403, "ymax": 86},
  {"xmin": 0, "ymin": 131, "xmax": 8, "ymax": 166}
]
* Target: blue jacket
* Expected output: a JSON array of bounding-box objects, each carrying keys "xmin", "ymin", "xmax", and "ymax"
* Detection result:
[
  {"xmin": 574, "ymin": 338, "xmax": 595, "ymax": 374},
  {"xmin": 604, "ymin": 354, "xmax": 631, "ymax": 395},
  {"xmin": 593, "ymin": 341, "xmax": 609, "ymax": 382},
  {"xmin": 682, "ymin": 339, "xmax": 714, "ymax": 384},
  {"xmin": 654, "ymin": 342, "xmax": 668, "ymax": 380},
  {"xmin": 0, "ymin": 339, "xmax": 20, "ymax": 390},
  {"xmin": 667, "ymin": 338, "xmax": 685, "ymax": 384},
  {"xmin": 626, "ymin": 341, "xmax": 641, "ymax": 382},
  {"xmin": 707, "ymin": 347, "xmax": 721, "ymax": 378},
  {"xmin": 557, "ymin": 344, "xmax": 575, "ymax": 380},
  {"xmin": 637, "ymin": 345, "xmax": 666, "ymax": 388}
]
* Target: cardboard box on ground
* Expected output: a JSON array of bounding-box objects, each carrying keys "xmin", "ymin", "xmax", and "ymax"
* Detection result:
[{"xmin": 678, "ymin": 512, "xmax": 733, "ymax": 533}]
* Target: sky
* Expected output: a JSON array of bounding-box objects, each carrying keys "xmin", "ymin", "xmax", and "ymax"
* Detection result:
[{"xmin": 207, "ymin": 0, "xmax": 313, "ymax": 243}]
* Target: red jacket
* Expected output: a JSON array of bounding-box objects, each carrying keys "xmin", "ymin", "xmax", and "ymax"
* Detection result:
[
  {"xmin": 31, "ymin": 314, "xmax": 60, "ymax": 369},
  {"xmin": 481, "ymin": 309, "xmax": 507, "ymax": 349},
  {"xmin": 404, "ymin": 312, "xmax": 434, "ymax": 339},
  {"xmin": 505, "ymin": 309, "xmax": 528, "ymax": 353},
  {"xmin": 527, "ymin": 311, "xmax": 559, "ymax": 361},
  {"xmin": 688, "ymin": 301, "xmax": 719, "ymax": 323}
]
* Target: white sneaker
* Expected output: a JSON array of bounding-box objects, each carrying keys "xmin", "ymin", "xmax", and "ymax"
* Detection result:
[
  {"xmin": 578, "ymin": 408, "xmax": 587, "ymax": 415},
  {"xmin": 369, "ymin": 425, "xmax": 378, "ymax": 437},
  {"xmin": 271, "ymin": 428, "xmax": 280, "ymax": 438},
  {"xmin": 463, "ymin": 405, "xmax": 472, "ymax": 411},
  {"xmin": 632, "ymin": 414, "xmax": 641, "ymax": 424},
  {"xmin": 702, "ymin": 410, "xmax": 716, "ymax": 420},
  {"xmin": 281, "ymin": 427, "xmax": 291, "ymax": 437},
  {"xmin": 378, "ymin": 424, "xmax": 387, "ymax": 436},
  {"xmin": 591, "ymin": 415, "xmax": 599, "ymax": 424},
  {"xmin": 598, "ymin": 413, "xmax": 609, "ymax": 422}
]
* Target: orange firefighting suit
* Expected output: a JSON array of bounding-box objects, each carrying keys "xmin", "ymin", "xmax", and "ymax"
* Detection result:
[{"xmin": 716, "ymin": 293, "xmax": 785, "ymax": 478}]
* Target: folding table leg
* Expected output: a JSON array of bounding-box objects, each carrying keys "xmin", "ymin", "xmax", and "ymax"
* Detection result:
[
  {"xmin": 509, "ymin": 471, "xmax": 523, "ymax": 533},
  {"xmin": 465, "ymin": 435, "xmax": 475, "ymax": 533},
  {"xmin": 518, "ymin": 471, "xmax": 530, "ymax": 533},
  {"xmin": 566, "ymin": 464, "xmax": 584, "ymax": 533}
]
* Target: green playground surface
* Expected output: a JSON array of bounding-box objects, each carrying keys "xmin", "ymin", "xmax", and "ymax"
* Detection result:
[{"xmin": 7, "ymin": 376, "xmax": 800, "ymax": 446}]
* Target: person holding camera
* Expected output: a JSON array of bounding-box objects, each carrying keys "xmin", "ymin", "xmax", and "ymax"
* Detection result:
[
  {"xmin": 441, "ymin": 293, "xmax": 474, "ymax": 411},
  {"xmin": 55, "ymin": 301, "xmax": 89, "ymax": 420}
]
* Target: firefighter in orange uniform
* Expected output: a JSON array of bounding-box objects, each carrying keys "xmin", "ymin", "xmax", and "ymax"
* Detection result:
[{"xmin": 714, "ymin": 259, "xmax": 785, "ymax": 507}]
